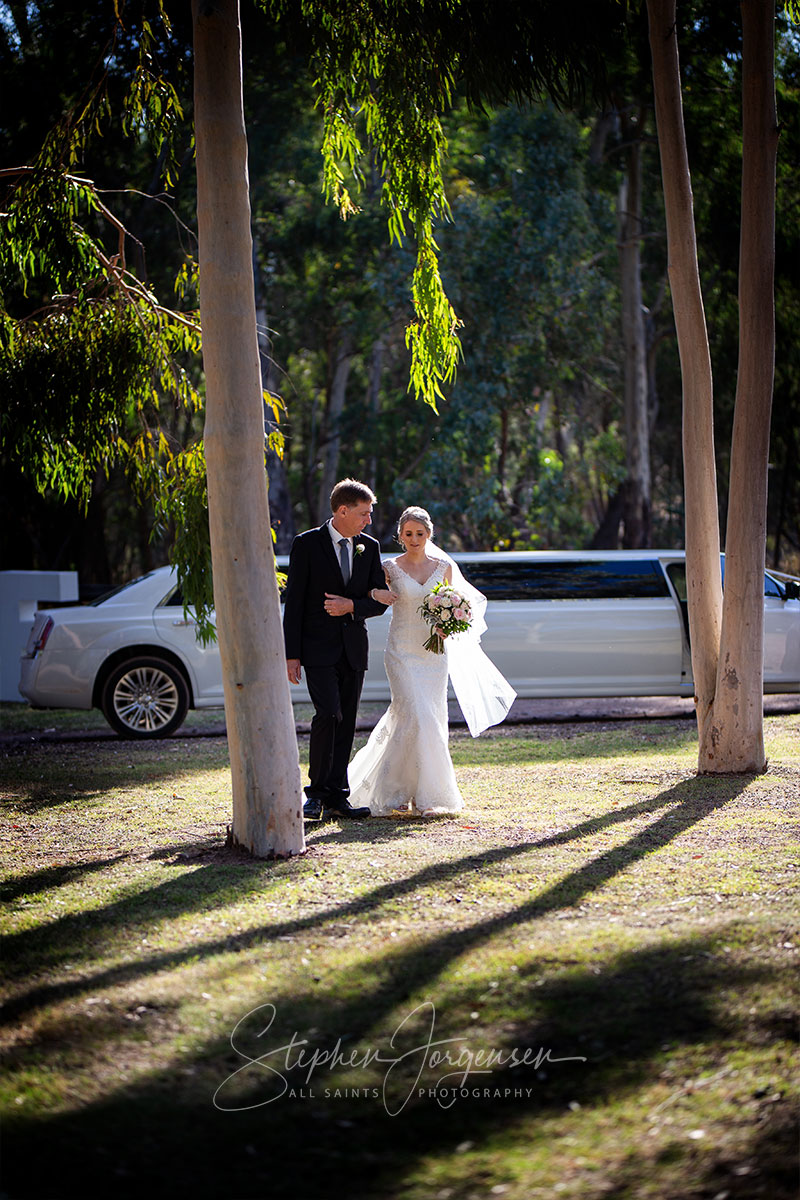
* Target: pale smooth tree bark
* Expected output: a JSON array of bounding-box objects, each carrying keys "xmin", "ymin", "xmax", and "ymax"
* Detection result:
[
  {"xmin": 647, "ymin": 0, "xmax": 777, "ymax": 772},
  {"xmin": 192, "ymin": 0, "xmax": 304, "ymax": 853},
  {"xmin": 647, "ymin": 0, "xmax": 722, "ymax": 756},
  {"xmin": 709, "ymin": 0, "xmax": 777, "ymax": 771}
]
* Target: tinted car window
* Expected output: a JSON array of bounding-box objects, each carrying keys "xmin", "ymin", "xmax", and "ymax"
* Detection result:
[
  {"xmin": 671, "ymin": 560, "xmax": 782, "ymax": 600},
  {"xmin": 461, "ymin": 559, "xmax": 670, "ymax": 601},
  {"xmin": 666, "ymin": 562, "xmax": 687, "ymax": 601}
]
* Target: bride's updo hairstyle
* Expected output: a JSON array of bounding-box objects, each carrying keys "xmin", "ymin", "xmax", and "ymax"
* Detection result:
[{"xmin": 396, "ymin": 506, "xmax": 434, "ymax": 544}]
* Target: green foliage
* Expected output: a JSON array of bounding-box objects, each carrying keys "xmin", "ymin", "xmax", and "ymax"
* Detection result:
[
  {"xmin": 2, "ymin": 167, "xmax": 101, "ymax": 300},
  {"xmin": 0, "ymin": 166, "xmax": 203, "ymax": 482},
  {"xmin": 412, "ymin": 102, "xmax": 624, "ymax": 548},
  {"xmin": 0, "ymin": 84, "xmax": 212, "ymax": 615},
  {"xmin": 310, "ymin": 11, "xmax": 461, "ymax": 409},
  {"xmin": 1, "ymin": 300, "xmax": 155, "ymax": 501},
  {"xmin": 152, "ymin": 441, "xmax": 215, "ymax": 643},
  {"xmin": 120, "ymin": 7, "xmax": 188, "ymax": 188},
  {"xmin": 5, "ymin": 0, "xmax": 798, "ymax": 582},
  {"xmin": 406, "ymin": 241, "xmax": 462, "ymax": 411},
  {"xmin": 0, "ymin": 1, "xmax": 223, "ymax": 618},
  {"xmin": 251, "ymin": 87, "xmax": 630, "ymax": 548},
  {"xmin": 264, "ymin": 0, "xmax": 625, "ymax": 411}
]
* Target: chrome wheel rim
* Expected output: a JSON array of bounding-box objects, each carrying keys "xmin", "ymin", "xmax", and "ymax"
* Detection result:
[{"xmin": 113, "ymin": 666, "xmax": 179, "ymax": 732}]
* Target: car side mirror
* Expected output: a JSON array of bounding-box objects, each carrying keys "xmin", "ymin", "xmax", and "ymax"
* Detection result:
[{"xmin": 784, "ymin": 580, "xmax": 800, "ymax": 601}]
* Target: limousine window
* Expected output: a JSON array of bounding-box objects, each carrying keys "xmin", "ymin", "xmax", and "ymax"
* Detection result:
[
  {"xmin": 461, "ymin": 559, "xmax": 671, "ymax": 601},
  {"xmin": 667, "ymin": 561, "xmax": 783, "ymax": 601}
]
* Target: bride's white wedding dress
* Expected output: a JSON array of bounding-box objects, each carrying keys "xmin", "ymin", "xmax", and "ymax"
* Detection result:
[{"xmin": 347, "ymin": 557, "xmax": 463, "ymax": 815}]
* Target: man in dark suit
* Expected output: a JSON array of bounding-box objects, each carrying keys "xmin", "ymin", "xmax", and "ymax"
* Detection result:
[{"xmin": 284, "ymin": 478, "xmax": 390, "ymax": 819}]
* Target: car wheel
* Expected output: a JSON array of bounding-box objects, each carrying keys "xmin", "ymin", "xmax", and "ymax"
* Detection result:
[{"xmin": 101, "ymin": 656, "xmax": 190, "ymax": 738}]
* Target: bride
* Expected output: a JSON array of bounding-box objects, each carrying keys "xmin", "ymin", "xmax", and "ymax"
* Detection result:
[{"xmin": 347, "ymin": 506, "xmax": 516, "ymax": 817}]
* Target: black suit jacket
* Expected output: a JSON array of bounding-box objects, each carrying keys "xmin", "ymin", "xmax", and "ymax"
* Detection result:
[{"xmin": 282, "ymin": 525, "xmax": 387, "ymax": 670}]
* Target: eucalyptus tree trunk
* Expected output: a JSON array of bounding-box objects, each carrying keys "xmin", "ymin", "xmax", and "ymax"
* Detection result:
[
  {"xmin": 647, "ymin": 0, "xmax": 777, "ymax": 773},
  {"xmin": 192, "ymin": 0, "xmax": 304, "ymax": 854},
  {"xmin": 366, "ymin": 333, "xmax": 385, "ymax": 492},
  {"xmin": 618, "ymin": 127, "xmax": 651, "ymax": 549},
  {"xmin": 254, "ymin": 249, "xmax": 295, "ymax": 552},
  {"xmin": 708, "ymin": 0, "xmax": 777, "ymax": 772},
  {"xmin": 646, "ymin": 0, "xmax": 723, "ymax": 757},
  {"xmin": 316, "ymin": 332, "xmax": 354, "ymax": 518}
]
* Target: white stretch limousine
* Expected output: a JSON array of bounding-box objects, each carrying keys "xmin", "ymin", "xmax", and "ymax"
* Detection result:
[{"xmin": 19, "ymin": 551, "xmax": 800, "ymax": 737}]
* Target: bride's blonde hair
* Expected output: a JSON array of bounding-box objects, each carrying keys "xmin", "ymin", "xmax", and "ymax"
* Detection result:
[{"xmin": 396, "ymin": 505, "xmax": 434, "ymax": 543}]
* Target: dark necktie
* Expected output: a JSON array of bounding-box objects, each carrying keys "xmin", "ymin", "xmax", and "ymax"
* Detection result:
[{"xmin": 338, "ymin": 537, "xmax": 350, "ymax": 584}]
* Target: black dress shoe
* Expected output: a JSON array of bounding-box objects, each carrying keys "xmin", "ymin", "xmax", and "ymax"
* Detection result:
[
  {"xmin": 303, "ymin": 797, "xmax": 324, "ymax": 820},
  {"xmin": 324, "ymin": 799, "xmax": 371, "ymax": 819}
]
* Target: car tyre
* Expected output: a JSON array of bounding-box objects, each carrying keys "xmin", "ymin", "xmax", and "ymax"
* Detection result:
[{"xmin": 101, "ymin": 656, "xmax": 190, "ymax": 738}]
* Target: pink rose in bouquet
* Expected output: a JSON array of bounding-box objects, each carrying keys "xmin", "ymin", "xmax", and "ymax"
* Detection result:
[{"xmin": 418, "ymin": 582, "xmax": 473, "ymax": 653}]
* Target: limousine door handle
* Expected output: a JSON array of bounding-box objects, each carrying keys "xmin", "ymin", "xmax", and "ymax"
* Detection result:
[{"xmin": 172, "ymin": 618, "xmax": 196, "ymax": 627}]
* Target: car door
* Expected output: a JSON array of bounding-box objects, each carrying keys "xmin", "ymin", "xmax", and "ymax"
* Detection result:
[
  {"xmin": 763, "ymin": 571, "xmax": 800, "ymax": 689},
  {"xmin": 151, "ymin": 589, "xmax": 225, "ymax": 704},
  {"xmin": 462, "ymin": 557, "xmax": 686, "ymax": 697},
  {"xmin": 664, "ymin": 559, "xmax": 800, "ymax": 692}
]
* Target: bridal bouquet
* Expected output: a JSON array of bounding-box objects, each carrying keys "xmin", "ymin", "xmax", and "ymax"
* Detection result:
[{"xmin": 418, "ymin": 582, "xmax": 473, "ymax": 653}]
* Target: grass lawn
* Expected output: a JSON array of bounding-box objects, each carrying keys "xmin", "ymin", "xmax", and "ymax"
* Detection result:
[{"xmin": 1, "ymin": 709, "xmax": 798, "ymax": 1200}]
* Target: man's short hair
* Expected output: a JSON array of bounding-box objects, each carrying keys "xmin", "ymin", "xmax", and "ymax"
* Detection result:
[{"xmin": 330, "ymin": 478, "xmax": 377, "ymax": 511}]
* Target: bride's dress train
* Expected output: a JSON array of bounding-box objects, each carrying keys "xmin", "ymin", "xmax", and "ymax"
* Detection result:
[{"xmin": 347, "ymin": 558, "xmax": 463, "ymax": 815}]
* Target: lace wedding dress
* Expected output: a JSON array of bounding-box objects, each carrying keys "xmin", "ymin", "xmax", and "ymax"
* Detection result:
[{"xmin": 347, "ymin": 557, "xmax": 463, "ymax": 815}]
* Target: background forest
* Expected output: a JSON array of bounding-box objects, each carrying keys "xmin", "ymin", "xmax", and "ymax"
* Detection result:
[{"xmin": 1, "ymin": 1, "xmax": 798, "ymax": 588}]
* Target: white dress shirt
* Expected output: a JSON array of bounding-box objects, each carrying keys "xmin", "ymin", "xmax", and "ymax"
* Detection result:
[{"xmin": 327, "ymin": 519, "xmax": 352, "ymax": 579}]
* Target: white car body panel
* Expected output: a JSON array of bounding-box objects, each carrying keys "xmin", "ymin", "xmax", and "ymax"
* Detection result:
[
  {"xmin": 763, "ymin": 594, "xmax": 800, "ymax": 684},
  {"xmin": 476, "ymin": 598, "xmax": 685, "ymax": 697},
  {"xmin": 152, "ymin": 609, "xmax": 225, "ymax": 704},
  {"xmin": 17, "ymin": 553, "xmax": 800, "ymax": 731}
]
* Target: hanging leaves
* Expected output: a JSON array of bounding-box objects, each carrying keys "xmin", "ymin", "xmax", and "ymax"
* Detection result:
[{"xmin": 263, "ymin": 0, "xmax": 626, "ymax": 410}]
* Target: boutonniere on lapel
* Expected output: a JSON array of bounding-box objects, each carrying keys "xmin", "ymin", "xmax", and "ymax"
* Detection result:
[{"xmin": 354, "ymin": 543, "xmax": 365, "ymax": 557}]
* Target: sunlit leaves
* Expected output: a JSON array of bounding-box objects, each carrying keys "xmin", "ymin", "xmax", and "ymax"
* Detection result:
[
  {"xmin": 405, "ymin": 241, "xmax": 462, "ymax": 412},
  {"xmin": 2, "ymin": 168, "xmax": 102, "ymax": 300},
  {"xmin": 262, "ymin": 0, "xmax": 626, "ymax": 412},
  {"xmin": 121, "ymin": 10, "xmax": 187, "ymax": 188},
  {"xmin": 267, "ymin": 0, "xmax": 463, "ymax": 409}
]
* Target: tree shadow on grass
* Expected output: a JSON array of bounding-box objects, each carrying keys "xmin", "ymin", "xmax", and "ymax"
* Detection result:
[
  {"xmin": 1, "ymin": 859, "xmax": 279, "ymax": 992},
  {"xmin": 449, "ymin": 717, "xmax": 700, "ymax": 766},
  {"xmin": 1, "ymin": 738, "xmax": 232, "ymax": 813},
  {"xmin": 3, "ymin": 932, "xmax": 796, "ymax": 1200},
  {"xmin": 2, "ymin": 775, "xmax": 749, "ymax": 1032},
  {"xmin": 307, "ymin": 769, "xmax": 736, "ymax": 851},
  {"xmin": 0, "ymin": 855, "xmax": 129, "ymax": 904}
]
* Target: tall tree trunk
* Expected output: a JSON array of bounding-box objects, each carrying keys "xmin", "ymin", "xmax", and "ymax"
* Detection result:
[
  {"xmin": 647, "ymin": 0, "xmax": 723, "ymax": 758},
  {"xmin": 366, "ymin": 333, "xmax": 385, "ymax": 492},
  {"xmin": 706, "ymin": 0, "xmax": 777, "ymax": 772},
  {"xmin": 316, "ymin": 332, "xmax": 354, "ymax": 518},
  {"xmin": 192, "ymin": 0, "xmax": 303, "ymax": 855},
  {"xmin": 253, "ymin": 246, "xmax": 295, "ymax": 553},
  {"xmin": 647, "ymin": 0, "xmax": 777, "ymax": 774},
  {"xmin": 618, "ymin": 127, "xmax": 651, "ymax": 548}
]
